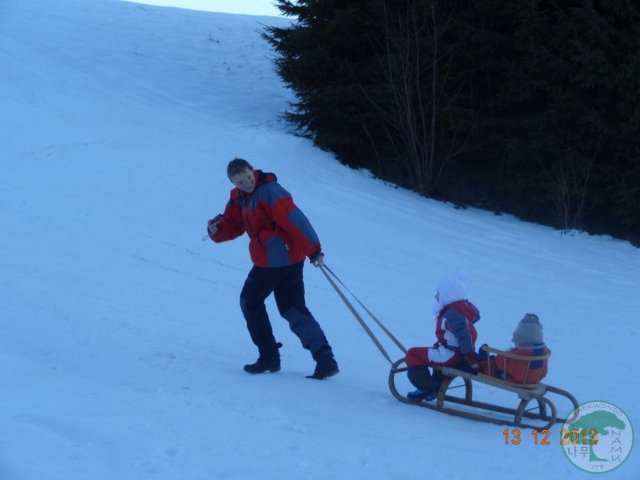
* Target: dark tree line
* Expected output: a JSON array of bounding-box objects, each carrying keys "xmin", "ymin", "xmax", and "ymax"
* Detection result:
[{"xmin": 264, "ymin": 0, "xmax": 640, "ymax": 244}]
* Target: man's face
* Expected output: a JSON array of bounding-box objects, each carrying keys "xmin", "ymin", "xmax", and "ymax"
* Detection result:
[{"xmin": 229, "ymin": 168, "xmax": 256, "ymax": 193}]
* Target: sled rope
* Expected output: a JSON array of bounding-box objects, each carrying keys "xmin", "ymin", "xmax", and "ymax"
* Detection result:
[{"xmin": 320, "ymin": 264, "xmax": 407, "ymax": 364}]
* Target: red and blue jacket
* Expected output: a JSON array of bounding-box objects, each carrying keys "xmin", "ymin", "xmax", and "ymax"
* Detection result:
[
  {"xmin": 210, "ymin": 170, "xmax": 321, "ymax": 268},
  {"xmin": 434, "ymin": 300, "xmax": 480, "ymax": 354}
]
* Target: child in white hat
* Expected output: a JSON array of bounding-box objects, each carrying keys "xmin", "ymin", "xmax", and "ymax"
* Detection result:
[{"xmin": 405, "ymin": 272, "xmax": 481, "ymax": 400}]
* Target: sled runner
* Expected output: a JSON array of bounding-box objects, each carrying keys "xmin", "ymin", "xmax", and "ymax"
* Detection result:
[{"xmin": 388, "ymin": 345, "xmax": 579, "ymax": 430}]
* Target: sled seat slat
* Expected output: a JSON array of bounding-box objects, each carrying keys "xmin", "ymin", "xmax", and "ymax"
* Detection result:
[{"xmin": 437, "ymin": 367, "xmax": 547, "ymax": 397}]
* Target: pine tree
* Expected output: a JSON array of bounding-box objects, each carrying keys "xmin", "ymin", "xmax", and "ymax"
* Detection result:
[
  {"xmin": 263, "ymin": 0, "xmax": 640, "ymax": 243},
  {"xmin": 263, "ymin": 1, "xmax": 384, "ymax": 170},
  {"xmin": 456, "ymin": 0, "xmax": 640, "ymax": 238}
]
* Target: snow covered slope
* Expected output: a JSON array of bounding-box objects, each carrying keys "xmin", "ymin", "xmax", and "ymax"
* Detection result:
[{"xmin": 1, "ymin": 1, "xmax": 638, "ymax": 478}]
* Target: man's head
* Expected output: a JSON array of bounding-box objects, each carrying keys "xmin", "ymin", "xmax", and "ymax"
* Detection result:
[{"xmin": 227, "ymin": 158, "xmax": 255, "ymax": 193}]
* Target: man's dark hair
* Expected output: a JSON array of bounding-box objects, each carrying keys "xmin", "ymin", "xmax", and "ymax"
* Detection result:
[{"xmin": 227, "ymin": 158, "xmax": 253, "ymax": 177}]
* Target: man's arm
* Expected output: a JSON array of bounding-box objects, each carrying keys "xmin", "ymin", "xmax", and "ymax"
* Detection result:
[{"xmin": 209, "ymin": 196, "xmax": 245, "ymax": 242}]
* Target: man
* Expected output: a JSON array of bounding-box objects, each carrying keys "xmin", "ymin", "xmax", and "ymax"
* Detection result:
[{"xmin": 207, "ymin": 158, "xmax": 339, "ymax": 380}]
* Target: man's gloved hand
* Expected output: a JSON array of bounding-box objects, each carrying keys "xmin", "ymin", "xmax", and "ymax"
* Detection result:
[
  {"xmin": 310, "ymin": 251, "xmax": 325, "ymax": 267},
  {"xmin": 207, "ymin": 214, "xmax": 223, "ymax": 237}
]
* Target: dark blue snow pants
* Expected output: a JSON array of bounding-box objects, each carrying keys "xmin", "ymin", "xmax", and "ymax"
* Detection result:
[{"xmin": 240, "ymin": 262, "xmax": 329, "ymax": 357}]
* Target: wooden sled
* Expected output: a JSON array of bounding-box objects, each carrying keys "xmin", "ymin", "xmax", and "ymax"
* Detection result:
[{"xmin": 389, "ymin": 345, "xmax": 579, "ymax": 430}]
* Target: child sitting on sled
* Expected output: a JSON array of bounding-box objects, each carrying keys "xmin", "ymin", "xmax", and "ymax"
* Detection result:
[
  {"xmin": 405, "ymin": 273, "xmax": 481, "ymax": 401},
  {"xmin": 479, "ymin": 313, "xmax": 550, "ymax": 384}
]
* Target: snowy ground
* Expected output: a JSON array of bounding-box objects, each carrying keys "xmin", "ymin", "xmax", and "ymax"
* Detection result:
[{"xmin": 1, "ymin": 0, "xmax": 638, "ymax": 479}]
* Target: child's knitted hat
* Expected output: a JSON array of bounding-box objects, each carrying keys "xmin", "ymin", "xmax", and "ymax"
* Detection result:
[{"xmin": 512, "ymin": 313, "xmax": 544, "ymax": 344}]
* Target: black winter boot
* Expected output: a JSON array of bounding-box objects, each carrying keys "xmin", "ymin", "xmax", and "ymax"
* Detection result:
[
  {"xmin": 244, "ymin": 342, "xmax": 282, "ymax": 374},
  {"xmin": 307, "ymin": 346, "xmax": 339, "ymax": 380}
]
